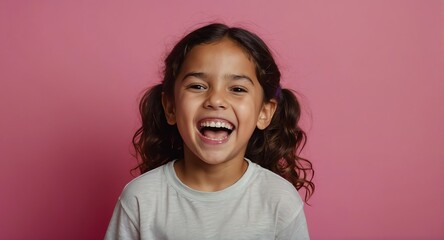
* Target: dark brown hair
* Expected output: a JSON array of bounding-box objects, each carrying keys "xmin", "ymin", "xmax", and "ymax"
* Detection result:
[{"xmin": 133, "ymin": 23, "xmax": 314, "ymax": 201}]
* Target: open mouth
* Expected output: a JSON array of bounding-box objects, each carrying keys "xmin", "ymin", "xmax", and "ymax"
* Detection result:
[{"xmin": 198, "ymin": 119, "xmax": 234, "ymax": 141}]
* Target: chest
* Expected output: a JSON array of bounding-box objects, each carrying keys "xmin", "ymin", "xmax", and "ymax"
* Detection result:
[{"xmin": 138, "ymin": 190, "xmax": 277, "ymax": 240}]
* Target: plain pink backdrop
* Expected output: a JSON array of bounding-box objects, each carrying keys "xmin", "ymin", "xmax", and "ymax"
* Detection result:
[{"xmin": 1, "ymin": 0, "xmax": 443, "ymax": 239}]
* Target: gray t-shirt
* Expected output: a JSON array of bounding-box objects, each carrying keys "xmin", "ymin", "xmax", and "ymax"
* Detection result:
[{"xmin": 105, "ymin": 159, "xmax": 309, "ymax": 240}]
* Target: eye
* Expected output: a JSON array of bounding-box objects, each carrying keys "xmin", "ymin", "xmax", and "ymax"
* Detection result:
[
  {"xmin": 230, "ymin": 86, "xmax": 248, "ymax": 93},
  {"xmin": 187, "ymin": 84, "xmax": 207, "ymax": 90}
]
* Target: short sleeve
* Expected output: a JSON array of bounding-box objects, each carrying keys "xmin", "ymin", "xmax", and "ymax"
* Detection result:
[
  {"xmin": 104, "ymin": 199, "xmax": 139, "ymax": 240},
  {"xmin": 276, "ymin": 207, "xmax": 310, "ymax": 240}
]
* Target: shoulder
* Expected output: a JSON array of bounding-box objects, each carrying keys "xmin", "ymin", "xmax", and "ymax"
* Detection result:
[
  {"xmin": 254, "ymin": 165, "xmax": 304, "ymax": 206},
  {"xmin": 119, "ymin": 164, "xmax": 168, "ymax": 204}
]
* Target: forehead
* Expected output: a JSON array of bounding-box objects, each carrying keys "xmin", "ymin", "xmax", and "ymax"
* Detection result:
[{"xmin": 179, "ymin": 38, "xmax": 257, "ymax": 75}]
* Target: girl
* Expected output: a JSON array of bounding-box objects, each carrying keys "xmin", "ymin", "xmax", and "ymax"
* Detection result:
[{"xmin": 105, "ymin": 23, "xmax": 314, "ymax": 240}]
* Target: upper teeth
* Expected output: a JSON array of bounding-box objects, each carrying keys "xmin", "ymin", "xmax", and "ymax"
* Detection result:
[{"xmin": 200, "ymin": 121, "xmax": 233, "ymax": 130}]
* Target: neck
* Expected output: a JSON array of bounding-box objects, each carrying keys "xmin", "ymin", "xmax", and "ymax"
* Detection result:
[{"xmin": 174, "ymin": 158, "xmax": 248, "ymax": 192}]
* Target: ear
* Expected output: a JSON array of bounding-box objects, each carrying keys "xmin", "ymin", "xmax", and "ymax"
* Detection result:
[
  {"xmin": 257, "ymin": 98, "xmax": 277, "ymax": 130},
  {"xmin": 161, "ymin": 92, "xmax": 176, "ymax": 125}
]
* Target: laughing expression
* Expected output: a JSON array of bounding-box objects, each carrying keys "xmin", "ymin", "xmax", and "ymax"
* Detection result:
[{"xmin": 162, "ymin": 38, "xmax": 276, "ymax": 167}]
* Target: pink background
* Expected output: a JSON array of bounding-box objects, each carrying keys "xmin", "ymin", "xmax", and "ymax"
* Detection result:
[{"xmin": 1, "ymin": 0, "xmax": 443, "ymax": 239}]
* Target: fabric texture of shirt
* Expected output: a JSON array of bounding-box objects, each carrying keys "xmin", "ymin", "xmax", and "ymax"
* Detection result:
[{"xmin": 105, "ymin": 158, "xmax": 310, "ymax": 240}]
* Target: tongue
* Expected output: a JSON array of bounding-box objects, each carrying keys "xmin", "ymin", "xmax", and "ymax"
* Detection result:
[{"xmin": 202, "ymin": 129, "xmax": 229, "ymax": 139}]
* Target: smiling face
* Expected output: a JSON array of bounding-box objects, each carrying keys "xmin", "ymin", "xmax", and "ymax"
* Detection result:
[{"xmin": 162, "ymin": 38, "xmax": 276, "ymax": 167}]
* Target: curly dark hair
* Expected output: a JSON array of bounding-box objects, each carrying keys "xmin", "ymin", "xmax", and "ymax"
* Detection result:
[{"xmin": 133, "ymin": 23, "xmax": 314, "ymax": 201}]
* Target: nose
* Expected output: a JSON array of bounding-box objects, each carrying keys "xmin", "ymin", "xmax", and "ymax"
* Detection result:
[{"xmin": 204, "ymin": 88, "xmax": 227, "ymax": 110}]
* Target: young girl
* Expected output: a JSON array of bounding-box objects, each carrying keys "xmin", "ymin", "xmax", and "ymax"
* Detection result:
[{"xmin": 105, "ymin": 23, "xmax": 314, "ymax": 240}]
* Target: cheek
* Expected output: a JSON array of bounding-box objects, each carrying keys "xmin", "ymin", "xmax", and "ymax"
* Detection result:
[{"xmin": 236, "ymin": 99, "xmax": 262, "ymax": 120}]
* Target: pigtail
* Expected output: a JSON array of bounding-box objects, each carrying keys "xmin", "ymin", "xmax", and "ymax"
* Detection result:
[
  {"xmin": 132, "ymin": 84, "xmax": 182, "ymax": 174},
  {"xmin": 247, "ymin": 88, "xmax": 315, "ymax": 202},
  {"xmin": 276, "ymin": 89, "xmax": 314, "ymax": 201}
]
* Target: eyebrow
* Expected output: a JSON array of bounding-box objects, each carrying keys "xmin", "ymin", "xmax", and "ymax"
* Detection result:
[
  {"xmin": 226, "ymin": 74, "xmax": 254, "ymax": 85},
  {"xmin": 181, "ymin": 72, "xmax": 207, "ymax": 81},
  {"xmin": 182, "ymin": 72, "xmax": 254, "ymax": 85}
]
